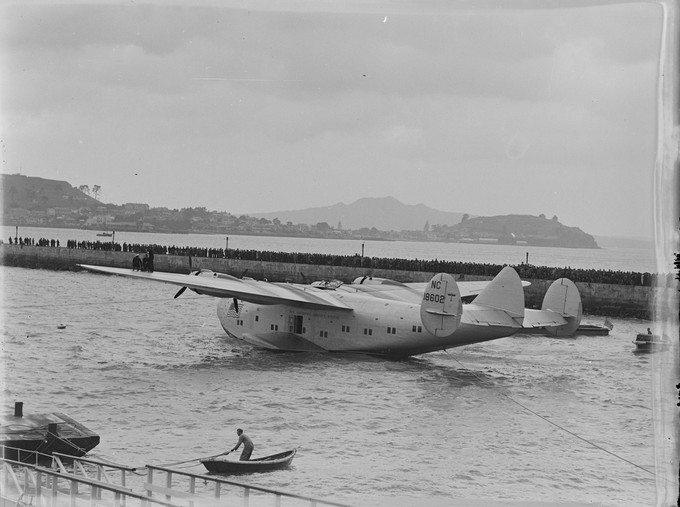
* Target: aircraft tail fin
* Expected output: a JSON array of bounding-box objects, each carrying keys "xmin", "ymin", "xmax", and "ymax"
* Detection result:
[
  {"xmin": 420, "ymin": 273, "xmax": 462, "ymax": 337},
  {"xmin": 473, "ymin": 267, "xmax": 525, "ymax": 318},
  {"xmin": 541, "ymin": 278, "xmax": 583, "ymax": 336}
]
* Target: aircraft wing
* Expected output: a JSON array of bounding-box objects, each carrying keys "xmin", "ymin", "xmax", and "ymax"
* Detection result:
[
  {"xmin": 78, "ymin": 265, "xmax": 353, "ymax": 311},
  {"xmin": 522, "ymin": 308, "xmax": 569, "ymax": 328}
]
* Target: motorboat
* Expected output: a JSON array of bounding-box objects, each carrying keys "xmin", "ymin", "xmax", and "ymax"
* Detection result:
[{"xmin": 633, "ymin": 333, "xmax": 669, "ymax": 352}]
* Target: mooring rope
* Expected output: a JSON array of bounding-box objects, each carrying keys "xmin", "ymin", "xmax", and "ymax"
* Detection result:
[{"xmin": 443, "ymin": 349, "xmax": 656, "ymax": 478}]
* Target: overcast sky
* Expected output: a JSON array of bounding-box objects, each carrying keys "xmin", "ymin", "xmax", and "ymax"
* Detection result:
[{"xmin": 0, "ymin": 1, "xmax": 665, "ymax": 239}]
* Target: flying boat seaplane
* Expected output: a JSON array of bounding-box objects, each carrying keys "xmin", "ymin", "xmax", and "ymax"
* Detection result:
[{"xmin": 78, "ymin": 264, "xmax": 582, "ymax": 358}]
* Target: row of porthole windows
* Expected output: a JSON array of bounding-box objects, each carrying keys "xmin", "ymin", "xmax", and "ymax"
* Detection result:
[{"xmin": 238, "ymin": 318, "xmax": 423, "ymax": 335}]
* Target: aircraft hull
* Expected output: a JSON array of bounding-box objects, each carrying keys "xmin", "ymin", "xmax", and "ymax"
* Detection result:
[{"xmin": 216, "ymin": 298, "xmax": 518, "ymax": 358}]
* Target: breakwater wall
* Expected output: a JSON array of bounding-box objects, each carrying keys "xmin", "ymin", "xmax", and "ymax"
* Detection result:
[{"xmin": 0, "ymin": 244, "xmax": 667, "ymax": 320}]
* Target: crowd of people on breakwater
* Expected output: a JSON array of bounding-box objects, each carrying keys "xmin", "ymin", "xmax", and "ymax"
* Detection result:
[
  {"xmin": 5, "ymin": 236, "xmax": 665, "ymax": 287},
  {"xmin": 8, "ymin": 236, "xmax": 60, "ymax": 247}
]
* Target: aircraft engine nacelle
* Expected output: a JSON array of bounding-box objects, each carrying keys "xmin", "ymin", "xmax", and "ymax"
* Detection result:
[
  {"xmin": 419, "ymin": 273, "xmax": 462, "ymax": 338},
  {"xmin": 542, "ymin": 278, "xmax": 582, "ymax": 337}
]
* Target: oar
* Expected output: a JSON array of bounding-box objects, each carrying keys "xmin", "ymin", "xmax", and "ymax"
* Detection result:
[{"xmin": 159, "ymin": 452, "xmax": 228, "ymax": 467}]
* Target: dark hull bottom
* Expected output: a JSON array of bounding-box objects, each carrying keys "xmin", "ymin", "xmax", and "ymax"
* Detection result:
[
  {"xmin": 1, "ymin": 411, "xmax": 100, "ymax": 463},
  {"xmin": 521, "ymin": 324, "xmax": 609, "ymax": 336},
  {"xmin": 633, "ymin": 342, "xmax": 668, "ymax": 352},
  {"xmin": 1, "ymin": 436, "xmax": 100, "ymax": 462},
  {"xmin": 201, "ymin": 450, "xmax": 296, "ymax": 474}
]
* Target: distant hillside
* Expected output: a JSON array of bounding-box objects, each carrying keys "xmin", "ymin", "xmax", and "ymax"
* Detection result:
[
  {"xmin": 2, "ymin": 174, "xmax": 100, "ymax": 210},
  {"xmin": 443, "ymin": 214, "xmax": 598, "ymax": 248},
  {"xmin": 1, "ymin": 174, "xmax": 599, "ymax": 248},
  {"xmin": 249, "ymin": 196, "xmax": 467, "ymax": 231}
]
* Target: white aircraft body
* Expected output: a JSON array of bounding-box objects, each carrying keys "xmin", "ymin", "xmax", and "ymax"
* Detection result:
[{"xmin": 79, "ymin": 264, "xmax": 582, "ymax": 358}]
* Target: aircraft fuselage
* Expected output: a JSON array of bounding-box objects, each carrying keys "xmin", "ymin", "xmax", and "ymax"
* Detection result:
[{"xmin": 216, "ymin": 292, "xmax": 517, "ymax": 357}]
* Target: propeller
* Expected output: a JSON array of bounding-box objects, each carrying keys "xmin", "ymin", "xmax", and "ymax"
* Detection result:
[
  {"xmin": 174, "ymin": 256, "xmax": 197, "ymax": 299},
  {"xmin": 230, "ymin": 268, "xmax": 249, "ymax": 311}
]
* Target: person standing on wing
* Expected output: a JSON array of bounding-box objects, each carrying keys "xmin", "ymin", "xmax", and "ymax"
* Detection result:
[{"xmin": 226, "ymin": 428, "xmax": 254, "ymax": 461}]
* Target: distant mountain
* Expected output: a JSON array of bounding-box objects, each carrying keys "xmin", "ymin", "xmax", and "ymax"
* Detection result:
[
  {"xmin": 248, "ymin": 196, "xmax": 467, "ymax": 231},
  {"xmin": 2, "ymin": 174, "xmax": 101, "ymax": 210}
]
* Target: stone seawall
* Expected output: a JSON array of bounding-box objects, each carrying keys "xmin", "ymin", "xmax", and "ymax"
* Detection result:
[{"xmin": 0, "ymin": 244, "xmax": 660, "ymax": 319}]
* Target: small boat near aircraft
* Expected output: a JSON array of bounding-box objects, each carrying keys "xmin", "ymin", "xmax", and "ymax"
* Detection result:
[
  {"xmin": 633, "ymin": 332, "xmax": 669, "ymax": 352},
  {"xmin": 201, "ymin": 449, "xmax": 296, "ymax": 474}
]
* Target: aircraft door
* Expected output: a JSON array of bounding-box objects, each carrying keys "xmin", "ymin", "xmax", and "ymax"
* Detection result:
[{"xmin": 289, "ymin": 314, "xmax": 304, "ymax": 334}]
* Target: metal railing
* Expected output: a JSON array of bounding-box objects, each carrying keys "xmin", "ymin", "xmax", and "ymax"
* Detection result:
[
  {"xmin": 0, "ymin": 449, "xmax": 351, "ymax": 507},
  {"xmin": 1, "ymin": 457, "xmax": 179, "ymax": 507},
  {"xmin": 145, "ymin": 464, "xmax": 350, "ymax": 507},
  {"xmin": 52, "ymin": 452, "xmax": 137, "ymax": 491}
]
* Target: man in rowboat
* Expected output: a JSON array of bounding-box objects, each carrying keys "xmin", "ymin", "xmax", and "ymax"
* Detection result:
[{"xmin": 226, "ymin": 428, "xmax": 254, "ymax": 461}]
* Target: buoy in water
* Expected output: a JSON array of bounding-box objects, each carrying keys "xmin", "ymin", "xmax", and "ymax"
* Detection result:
[{"xmin": 57, "ymin": 324, "xmax": 66, "ymax": 329}]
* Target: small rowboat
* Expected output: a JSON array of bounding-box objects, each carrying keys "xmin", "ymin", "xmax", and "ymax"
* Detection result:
[{"xmin": 201, "ymin": 449, "xmax": 296, "ymax": 474}]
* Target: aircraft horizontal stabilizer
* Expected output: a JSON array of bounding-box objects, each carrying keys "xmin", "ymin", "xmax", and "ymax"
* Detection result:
[
  {"xmin": 464, "ymin": 307, "xmax": 525, "ymax": 328},
  {"xmin": 522, "ymin": 310, "xmax": 568, "ymax": 329},
  {"xmin": 528, "ymin": 278, "xmax": 582, "ymax": 336}
]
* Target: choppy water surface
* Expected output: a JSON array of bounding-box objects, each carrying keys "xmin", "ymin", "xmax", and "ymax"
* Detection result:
[{"xmin": 0, "ymin": 267, "xmax": 667, "ymax": 506}]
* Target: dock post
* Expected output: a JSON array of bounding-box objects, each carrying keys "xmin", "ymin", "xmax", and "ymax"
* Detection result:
[
  {"xmin": 35, "ymin": 469, "xmax": 42, "ymax": 499},
  {"xmin": 14, "ymin": 402, "xmax": 23, "ymax": 417},
  {"xmin": 146, "ymin": 468, "xmax": 154, "ymax": 497},
  {"xmin": 165, "ymin": 470, "xmax": 172, "ymax": 503},
  {"xmin": 70, "ymin": 479, "xmax": 78, "ymax": 506},
  {"xmin": 51, "ymin": 469, "xmax": 59, "ymax": 506},
  {"xmin": 47, "ymin": 422, "xmax": 58, "ymax": 444}
]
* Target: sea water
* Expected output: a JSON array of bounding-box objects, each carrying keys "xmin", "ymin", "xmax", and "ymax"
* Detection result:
[{"xmin": 0, "ymin": 264, "xmax": 666, "ymax": 506}]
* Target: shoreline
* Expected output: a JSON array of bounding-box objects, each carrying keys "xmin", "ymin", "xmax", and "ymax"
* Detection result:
[{"xmin": 0, "ymin": 244, "xmax": 664, "ymax": 320}]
